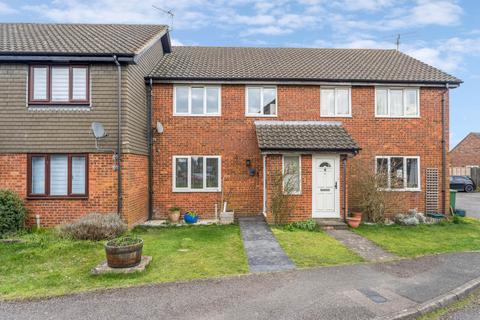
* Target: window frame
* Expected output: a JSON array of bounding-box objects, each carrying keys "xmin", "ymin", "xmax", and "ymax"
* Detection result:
[
  {"xmin": 173, "ymin": 85, "xmax": 221, "ymax": 116},
  {"xmin": 172, "ymin": 155, "xmax": 222, "ymax": 192},
  {"xmin": 375, "ymin": 87, "xmax": 420, "ymax": 118},
  {"xmin": 245, "ymin": 85, "xmax": 278, "ymax": 117},
  {"xmin": 282, "ymin": 154, "xmax": 302, "ymax": 195},
  {"xmin": 320, "ymin": 86, "xmax": 352, "ymax": 117},
  {"xmin": 374, "ymin": 156, "xmax": 421, "ymax": 191},
  {"xmin": 28, "ymin": 65, "xmax": 90, "ymax": 105},
  {"xmin": 27, "ymin": 153, "xmax": 89, "ymax": 199}
]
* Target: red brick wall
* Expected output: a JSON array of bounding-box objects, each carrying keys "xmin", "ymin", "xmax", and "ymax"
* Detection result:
[
  {"xmin": 0, "ymin": 153, "xmax": 118, "ymax": 226},
  {"xmin": 151, "ymin": 84, "xmax": 449, "ymax": 220},
  {"xmin": 122, "ymin": 154, "xmax": 148, "ymax": 226},
  {"xmin": 450, "ymin": 133, "xmax": 480, "ymax": 167}
]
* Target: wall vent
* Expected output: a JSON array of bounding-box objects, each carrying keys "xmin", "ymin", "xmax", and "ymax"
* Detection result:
[{"xmin": 426, "ymin": 168, "xmax": 439, "ymax": 214}]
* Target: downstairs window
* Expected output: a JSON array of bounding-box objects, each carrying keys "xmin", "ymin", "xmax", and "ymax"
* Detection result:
[
  {"xmin": 173, "ymin": 156, "xmax": 221, "ymax": 192},
  {"xmin": 375, "ymin": 156, "xmax": 420, "ymax": 190}
]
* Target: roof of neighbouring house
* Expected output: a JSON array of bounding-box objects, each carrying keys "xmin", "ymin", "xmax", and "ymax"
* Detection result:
[
  {"xmin": 0, "ymin": 23, "xmax": 168, "ymax": 58},
  {"xmin": 254, "ymin": 121, "xmax": 361, "ymax": 152},
  {"xmin": 149, "ymin": 46, "xmax": 462, "ymax": 85}
]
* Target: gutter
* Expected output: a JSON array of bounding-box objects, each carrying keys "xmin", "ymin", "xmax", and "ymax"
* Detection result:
[
  {"xmin": 147, "ymin": 78, "xmax": 154, "ymax": 220},
  {"xmin": 113, "ymin": 55, "xmax": 123, "ymax": 217},
  {"xmin": 0, "ymin": 55, "xmax": 135, "ymax": 63}
]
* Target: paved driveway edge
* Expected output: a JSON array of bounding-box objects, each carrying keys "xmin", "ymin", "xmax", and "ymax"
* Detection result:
[{"xmin": 376, "ymin": 276, "xmax": 480, "ymax": 320}]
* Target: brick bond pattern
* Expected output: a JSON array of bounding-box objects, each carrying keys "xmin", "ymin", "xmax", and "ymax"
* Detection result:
[
  {"xmin": 450, "ymin": 133, "xmax": 480, "ymax": 167},
  {"xmin": 0, "ymin": 153, "xmax": 147, "ymax": 227},
  {"xmin": 152, "ymin": 84, "xmax": 449, "ymax": 221}
]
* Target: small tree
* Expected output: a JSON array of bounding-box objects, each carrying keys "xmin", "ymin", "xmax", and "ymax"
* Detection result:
[
  {"xmin": 270, "ymin": 165, "xmax": 298, "ymax": 224},
  {"xmin": 349, "ymin": 159, "xmax": 407, "ymax": 223},
  {"xmin": 0, "ymin": 189, "xmax": 28, "ymax": 236}
]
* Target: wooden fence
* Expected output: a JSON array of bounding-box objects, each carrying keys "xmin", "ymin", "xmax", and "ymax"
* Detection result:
[{"xmin": 450, "ymin": 166, "xmax": 480, "ymax": 186}]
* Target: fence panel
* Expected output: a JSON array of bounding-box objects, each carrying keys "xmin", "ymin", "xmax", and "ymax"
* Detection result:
[{"xmin": 471, "ymin": 168, "xmax": 480, "ymax": 187}]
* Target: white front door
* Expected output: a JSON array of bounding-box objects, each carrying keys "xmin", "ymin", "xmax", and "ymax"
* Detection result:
[{"xmin": 312, "ymin": 155, "xmax": 340, "ymax": 218}]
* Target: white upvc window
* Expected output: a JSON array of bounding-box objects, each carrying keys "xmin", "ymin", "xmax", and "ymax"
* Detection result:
[
  {"xmin": 245, "ymin": 86, "xmax": 277, "ymax": 116},
  {"xmin": 283, "ymin": 155, "xmax": 301, "ymax": 195},
  {"xmin": 173, "ymin": 156, "xmax": 221, "ymax": 192},
  {"xmin": 375, "ymin": 156, "xmax": 420, "ymax": 191},
  {"xmin": 320, "ymin": 87, "xmax": 351, "ymax": 117},
  {"xmin": 173, "ymin": 85, "xmax": 221, "ymax": 116},
  {"xmin": 375, "ymin": 87, "xmax": 420, "ymax": 117}
]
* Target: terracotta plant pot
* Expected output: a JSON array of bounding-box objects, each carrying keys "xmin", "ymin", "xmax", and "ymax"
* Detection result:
[
  {"xmin": 351, "ymin": 211, "xmax": 363, "ymax": 219},
  {"xmin": 105, "ymin": 238, "xmax": 143, "ymax": 268},
  {"xmin": 346, "ymin": 217, "xmax": 361, "ymax": 229},
  {"xmin": 168, "ymin": 210, "xmax": 181, "ymax": 223}
]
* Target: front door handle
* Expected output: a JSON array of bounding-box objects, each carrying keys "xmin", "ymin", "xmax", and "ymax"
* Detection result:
[{"xmin": 335, "ymin": 182, "xmax": 338, "ymax": 189}]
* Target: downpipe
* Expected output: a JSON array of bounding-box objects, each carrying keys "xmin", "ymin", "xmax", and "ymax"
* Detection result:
[
  {"xmin": 147, "ymin": 78, "xmax": 153, "ymax": 220},
  {"xmin": 113, "ymin": 55, "xmax": 123, "ymax": 217},
  {"xmin": 441, "ymin": 84, "xmax": 449, "ymax": 215}
]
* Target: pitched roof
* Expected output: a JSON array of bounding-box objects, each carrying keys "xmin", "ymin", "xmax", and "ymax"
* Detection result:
[
  {"xmin": 0, "ymin": 23, "xmax": 167, "ymax": 57},
  {"xmin": 149, "ymin": 46, "xmax": 461, "ymax": 84},
  {"xmin": 255, "ymin": 121, "xmax": 360, "ymax": 152}
]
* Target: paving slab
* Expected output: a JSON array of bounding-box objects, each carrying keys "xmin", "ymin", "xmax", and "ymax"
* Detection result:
[
  {"xmin": 2, "ymin": 252, "xmax": 480, "ymax": 320},
  {"xmin": 456, "ymin": 192, "xmax": 480, "ymax": 219},
  {"xmin": 238, "ymin": 216, "xmax": 295, "ymax": 273},
  {"xmin": 326, "ymin": 229, "xmax": 396, "ymax": 262}
]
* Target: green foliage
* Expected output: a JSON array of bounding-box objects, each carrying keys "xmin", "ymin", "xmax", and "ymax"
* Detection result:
[
  {"xmin": 185, "ymin": 211, "xmax": 198, "ymax": 217},
  {"xmin": 58, "ymin": 213, "xmax": 127, "ymax": 241},
  {"xmin": 0, "ymin": 189, "xmax": 28, "ymax": 237},
  {"xmin": 0, "ymin": 225, "xmax": 248, "ymax": 300},
  {"xmin": 284, "ymin": 219, "xmax": 317, "ymax": 232},
  {"xmin": 106, "ymin": 236, "xmax": 142, "ymax": 247},
  {"xmin": 453, "ymin": 214, "xmax": 467, "ymax": 224},
  {"xmin": 169, "ymin": 207, "xmax": 181, "ymax": 212}
]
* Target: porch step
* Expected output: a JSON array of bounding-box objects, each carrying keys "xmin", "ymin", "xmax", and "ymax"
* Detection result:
[{"xmin": 314, "ymin": 218, "xmax": 348, "ymax": 230}]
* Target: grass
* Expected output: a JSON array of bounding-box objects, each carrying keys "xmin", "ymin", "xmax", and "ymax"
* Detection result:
[
  {"xmin": 0, "ymin": 224, "xmax": 248, "ymax": 300},
  {"xmin": 354, "ymin": 218, "xmax": 480, "ymax": 257},
  {"xmin": 271, "ymin": 227, "xmax": 363, "ymax": 267},
  {"xmin": 417, "ymin": 288, "xmax": 480, "ymax": 320}
]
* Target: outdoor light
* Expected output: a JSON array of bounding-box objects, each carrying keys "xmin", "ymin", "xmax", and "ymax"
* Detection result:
[{"xmin": 156, "ymin": 121, "xmax": 164, "ymax": 134}]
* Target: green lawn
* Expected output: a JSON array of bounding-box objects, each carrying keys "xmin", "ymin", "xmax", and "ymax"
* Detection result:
[
  {"xmin": 271, "ymin": 227, "xmax": 363, "ymax": 267},
  {"xmin": 354, "ymin": 218, "xmax": 480, "ymax": 257},
  {"xmin": 0, "ymin": 225, "xmax": 248, "ymax": 300}
]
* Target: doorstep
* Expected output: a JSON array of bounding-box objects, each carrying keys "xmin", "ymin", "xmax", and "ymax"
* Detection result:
[{"xmin": 315, "ymin": 218, "xmax": 348, "ymax": 230}]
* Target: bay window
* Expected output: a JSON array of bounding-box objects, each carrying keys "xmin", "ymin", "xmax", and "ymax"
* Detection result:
[
  {"xmin": 246, "ymin": 86, "xmax": 277, "ymax": 116},
  {"xmin": 375, "ymin": 156, "xmax": 420, "ymax": 190},
  {"xmin": 375, "ymin": 88, "xmax": 419, "ymax": 117},
  {"xmin": 283, "ymin": 155, "xmax": 301, "ymax": 194},
  {"xmin": 28, "ymin": 154, "xmax": 88, "ymax": 197},
  {"xmin": 174, "ymin": 85, "xmax": 221, "ymax": 115},
  {"xmin": 173, "ymin": 156, "xmax": 221, "ymax": 192},
  {"xmin": 29, "ymin": 65, "xmax": 89, "ymax": 105}
]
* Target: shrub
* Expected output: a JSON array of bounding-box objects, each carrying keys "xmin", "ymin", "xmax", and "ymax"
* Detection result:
[
  {"xmin": 106, "ymin": 236, "xmax": 142, "ymax": 247},
  {"xmin": 58, "ymin": 213, "xmax": 127, "ymax": 241},
  {"xmin": 0, "ymin": 189, "xmax": 28, "ymax": 237},
  {"xmin": 270, "ymin": 170, "xmax": 297, "ymax": 224},
  {"xmin": 285, "ymin": 219, "xmax": 317, "ymax": 231}
]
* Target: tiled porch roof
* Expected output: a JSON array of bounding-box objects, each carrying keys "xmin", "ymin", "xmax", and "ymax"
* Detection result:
[{"xmin": 254, "ymin": 121, "xmax": 360, "ymax": 153}]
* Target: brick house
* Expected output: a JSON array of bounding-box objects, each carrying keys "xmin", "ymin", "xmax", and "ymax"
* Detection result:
[
  {"xmin": 450, "ymin": 133, "xmax": 480, "ymax": 168},
  {"xmin": 0, "ymin": 23, "xmax": 462, "ymax": 226}
]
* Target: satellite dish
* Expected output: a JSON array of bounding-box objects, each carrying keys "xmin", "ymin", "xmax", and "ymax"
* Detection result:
[
  {"xmin": 156, "ymin": 121, "xmax": 164, "ymax": 134},
  {"xmin": 91, "ymin": 122, "xmax": 107, "ymax": 139}
]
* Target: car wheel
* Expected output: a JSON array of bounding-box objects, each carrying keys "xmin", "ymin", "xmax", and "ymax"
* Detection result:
[{"xmin": 465, "ymin": 185, "xmax": 474, "ymax": 193}]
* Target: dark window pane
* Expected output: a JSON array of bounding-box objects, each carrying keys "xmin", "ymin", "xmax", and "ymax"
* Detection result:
[
  {"xmin": 376, "ymin": 158, "xmax": 388, "ymax": 188},
  {"xmin": 175, "ymin": 158, "xmax": 188, "ymax": 188},
  {"xmin": 390, "ymin": 157, "xmax": 404, "ymax": 189},
  {"xmin": 191, "ymin": 157, "xmax": 204, "ymax": 189},
  {"xmin": 206, "ymin": 158, "xmax": 219, "ymax": 188},
  {"xmin": 406, "ymin": 158, "xmax": 418, "ymax": 188}
]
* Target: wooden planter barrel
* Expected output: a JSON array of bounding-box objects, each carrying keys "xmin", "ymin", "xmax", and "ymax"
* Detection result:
[{"xmin": 105, "ymin": 239, "xmax": 143, "ymax": 268}]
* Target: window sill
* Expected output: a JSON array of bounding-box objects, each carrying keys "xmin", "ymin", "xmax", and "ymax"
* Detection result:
[
  {"xmin": 173, "ymin": 113, "xmax": 221, "ymax": 117},
  {"xmin": 374, "ymin": 116, "xmax": 420, "ymax": 119},
  {"xmin": 377, "ymin": 189, "xmax": 421, "ymax": 192},
  {"xmin": 27, "ymin": 196, "xmax": 88, "ymax": 200},
  {"xmin": 320, "ymin": 115, "xmax": 352, "ymax": 118},
  {"xmin": 245, "ymin": 114, "xmax": 277, "ymax": 117},
  {"xmin": 173, "ymin": 189, "xmax": 221, "ymax": 193},
  {"xmin": 28, "ymin": 105, "xmax": 91, "ymax": 112}
]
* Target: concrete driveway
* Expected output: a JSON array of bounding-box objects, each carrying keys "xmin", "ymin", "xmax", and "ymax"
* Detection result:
[{"xmin": 456, "ymin": 192, "xmax": 480, "ymax": 219}]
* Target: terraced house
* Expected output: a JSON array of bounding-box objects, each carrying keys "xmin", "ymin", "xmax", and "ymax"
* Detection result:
[{"xmin": 0, "ymin": 23, "xmax": 462, "ymax": 227}]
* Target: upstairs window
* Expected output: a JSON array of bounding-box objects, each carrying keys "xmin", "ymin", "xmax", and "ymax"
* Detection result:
[
  {"xmin": 29, "ymin": 65, "xmax": 89, "ymax": 105},
  {"xmin": 246, "ymin": 86, "xmax": 277, "ymax": 116},
  {"xmin": 375, "ymin": 156, "xmax": 420, "ymax": 190},
  {"xmin": 174, "ymin": 85, "xmax": 221, "ymax": 115},
  {"xmin": 375, "ymin": 88, "xmax": 419, "ymax": 117},
  {"xmin": 321, "ymin": 87, "xmax": 351, "ymax": 117},
  {"xmin": 28, "ymin": 154, "xmax": 88, "ymax": 198}
]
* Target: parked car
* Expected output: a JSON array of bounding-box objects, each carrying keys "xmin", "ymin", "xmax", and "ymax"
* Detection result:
[{"xmin": 450, "ymin": 175, "xmax": 476, "ymax": 192}]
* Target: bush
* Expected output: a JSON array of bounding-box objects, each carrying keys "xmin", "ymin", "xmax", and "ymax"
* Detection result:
[
  {"xmin": 59, "ymin": 213, "xmax": 127, "ymax": 241},
  {"xmin": 285, "ymin": 219, "xmax": 317, "ymax": 231},
  {"xmin": 0, "ymin": 189, "xmax": 28, "ymax": 237}
]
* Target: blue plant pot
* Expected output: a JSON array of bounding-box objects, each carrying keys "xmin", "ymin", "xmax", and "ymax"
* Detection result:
[{"xmin": 184, "ymin": 213, "xmax": 199, "ymax": 224}]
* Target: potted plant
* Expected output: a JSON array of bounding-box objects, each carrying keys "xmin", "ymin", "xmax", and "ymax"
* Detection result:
[
  {"xmin": 105, "ymin": 236, "xmax": 143, "ymax": 268},
  {"xmin": 168, "ymin": 206, "xmax": 181, "ymax": 223},
  {"xmin": 351, "ymin": 210, "xmax": 363, "ymax": 219},
  {"xmin": 346, "ymin": 215, "xmax": 361, "ymax": 229},
  {"xmin": 184, "ymin": 211, "xmax": 199, "ymax": 224}
]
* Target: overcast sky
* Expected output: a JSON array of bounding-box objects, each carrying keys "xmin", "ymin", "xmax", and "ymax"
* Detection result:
[{"xmin": 1, "ymin": 0, "xmax": 478, "ymax": 147}]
